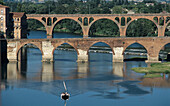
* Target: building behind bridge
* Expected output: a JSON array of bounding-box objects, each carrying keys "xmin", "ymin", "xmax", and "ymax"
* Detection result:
[
  {"xmin": 0, "ymin": 4, "xmax": 27, "ymax": 39},
  {"xmin": 0, "ymin": 5, "xmax": 28, "ymax": 65}
]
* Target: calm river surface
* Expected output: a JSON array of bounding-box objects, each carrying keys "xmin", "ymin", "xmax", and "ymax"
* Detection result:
[{"xmin": 1, "ymin": 31, "xmax": 170, "ymax": 106}]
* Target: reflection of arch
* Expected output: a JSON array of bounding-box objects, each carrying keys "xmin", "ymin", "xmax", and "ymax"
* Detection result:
[
  {"xmin": 52, "ymin": 42, "xmax": 79, "ymax": 55},
  {"xmin": 89, "ymin": 18, "xmax": 120, "ymax": 36},
  {"xmin": 16, "ymin": 43, "xmax": 43, "ymax": 60},
  {"xmin": 126, "ymin": 18, "xmax": 158, "ymax": 36},
  {"xmin": 87, "ymin": 41, "xmax": 114, "ymax": 55},
  {"xmin": 52, "ymin": 18, "xmax": 83, "ymax": 34},
  {"xmin": 122, "ymin": 42, "xmax": 148, "ymax": 55}
]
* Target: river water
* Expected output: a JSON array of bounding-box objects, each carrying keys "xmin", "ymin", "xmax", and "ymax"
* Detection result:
[{"xmin": 1, "ymin": 31, "xmax": 170, "ymax": 106}]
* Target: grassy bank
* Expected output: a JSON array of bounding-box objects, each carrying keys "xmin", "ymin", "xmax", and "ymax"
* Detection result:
[
  {"xmin": 132, "ymin": 62, "xmax": 170, "ymax": 78},
  {"xmin": 143, "ymin": 74, "xmax": 162, "ymax": 78}
]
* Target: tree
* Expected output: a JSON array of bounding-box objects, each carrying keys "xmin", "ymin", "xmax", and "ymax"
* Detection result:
[
  {"xmin": 126, "ymin": 19, "xmax": 157, "ymax": 37},
  {"xmin": 112, "ymin": 6, "xmax": 125, "ymax": 14},
  {"xmin": 0, "ymin": 0, "xmax": 4, "ymax": 5}
]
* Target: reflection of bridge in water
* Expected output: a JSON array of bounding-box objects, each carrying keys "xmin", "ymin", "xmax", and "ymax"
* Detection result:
[
  {"xmin": 2, "ymin": 61, "xmax": 170, "ymax": 99},
  {"xmin": 4, "ymin": 61, "xmax": 170, "ymax": 84},
  {"xmin": 5, "ymin": 62, "xmax": 124, "ymax": 82},
  {"xmin": 0, "ymin": 62, "xmax": 151, "ymax": 98}
]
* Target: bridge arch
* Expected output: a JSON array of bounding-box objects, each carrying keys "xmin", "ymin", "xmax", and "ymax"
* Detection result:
[
  {"xmin": 87, "ymin": 41, "xmax": 113, "ymax": 62},
  {"xmin": 123, "ymin": 42, "xmax": 148, "ymax": 61},
  {"xmin": 52, "ymin": 42, "xmax": 78, "ymax": 61},
  {"xmin": 51, "ymin": 18, "xmax": 83, "ymax": 35},
  {"xmin": 52, "ymin": 42, "xmax": 79, "ymax": 56},
  {"xmin": 126, "ymin": 18, "xmax": 158, "ymax": 37},
  {"xmin": 17, "ymin": 42, "xmax": 43, "ymax": 56},
  {"xmin": 27, "ymin": 17, "xmax": 47, "ymax": 28},
  {"xmin": 89, "ymin": 18, "xmax": 120, "ymax": 37},
  {"xmin": 158, "ymin": 43, "xmax": 170, "ymax": 61},
  {"xmin": 123, "ymin": 42, "xmax": 148, "ymax": 54},
  {"xmin": 87, "ymin": 41, "xmax": 114, "ymax": 55},
  {"xmin": 16, "ymin": 43, "xmax": 43, "ymax": 62}
]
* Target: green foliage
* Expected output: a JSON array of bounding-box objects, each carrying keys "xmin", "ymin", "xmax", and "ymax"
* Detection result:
[
  {"xmin": 27, "ymin": 19, "xmax": 44, "ymax": 30},
  {"xmin": 165, "ymin": 23, "xmax": 170, "ymax": 36},
  {"xmin": 89, "ymin": 19, "xmax": 119, "ymax": 37},
  {"xmin": 54, "ymin": 19, "xmax": 82, "ymax": 34},
  {"xmin": 111, "ymin": 6, "xmax": 126, "ymax": 14},
  {"xmin": 127, "ymin": 19, "xmax": 158, "ymax": 37},
  {"xmin": 132, "ymin": 62, "xmax": 170, "ymax": 76},
  {"xmin": 143, "ymin": 74, "xmax": 162, "ymax": 78},
  {"xmin": 0, "ymin": 0, "xmax": 4, "ymax": 5}
]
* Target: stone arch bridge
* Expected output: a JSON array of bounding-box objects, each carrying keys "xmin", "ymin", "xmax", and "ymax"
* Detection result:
[
  {"xmin": 7, "ymin": 37, "xmax": 170, "ymax": 63},
  {"xmin": 26, "ymin": 13, "xmax": 170, "ymax": 38}
]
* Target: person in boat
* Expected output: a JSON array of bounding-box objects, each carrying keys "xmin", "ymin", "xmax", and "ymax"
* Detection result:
[{"xmin": 61, "ymin": 92, "xmax": 70, "ymax": 100}]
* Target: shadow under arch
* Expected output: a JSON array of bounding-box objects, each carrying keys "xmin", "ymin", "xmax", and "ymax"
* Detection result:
[
  {"xmin": 52, "ymin": 18, "xmax": 83, "ymax": 37},
  {"xmin": 126, "ymin": 18, "xmax": 158, "ymax": 37},
  {"xmin": 27, "ymin": 18, "xmax": 47, "ymax": 38},
  {"xmin": 17, "ymin": 43, "xmax": 43, "ymax": 61},
  {"xmin": 123, "ymin": 42, "xmax": 148, "ymax": 61},
  {"xmin": 89, "ymin": 18, "xmax": 120, "ymax": 37},
  {"xmin": 158, "ymin": 43, "xmax": 170, "ymax": 61},
  {"xmin": 53, "ymin": 43, "xmax": 78, "ymax": 62},
  {"xmin": 88, "ymin": 42, "xmax": 113, "ymax": 62}
]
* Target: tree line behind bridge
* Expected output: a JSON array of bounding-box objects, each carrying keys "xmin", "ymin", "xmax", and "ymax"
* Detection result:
[{"xmin": 4, "ymin": 0, "xmax": 170, "ymax": 37}]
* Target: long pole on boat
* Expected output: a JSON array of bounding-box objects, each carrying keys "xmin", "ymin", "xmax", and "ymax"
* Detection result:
[{"xmin": 63, "ymin": 81, "xmax": 67, "ymax": 91}]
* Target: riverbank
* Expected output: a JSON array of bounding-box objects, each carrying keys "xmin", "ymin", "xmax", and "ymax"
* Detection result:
[
  {"xmin": 36, "ymin": 28, "xmax": 82, "ymax": 35},
  {"xmin": 31, "ymin": 28, "xmax": 120, "ymax": 37},
  {"xmin": 132, "ymin": 62, "xmax": 170, "ymax": 78}
]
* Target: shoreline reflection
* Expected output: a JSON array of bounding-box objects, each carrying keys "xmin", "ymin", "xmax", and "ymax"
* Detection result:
[{"xmin": 1, "ymin": 61, "xmax": 170, "ymax": 102}]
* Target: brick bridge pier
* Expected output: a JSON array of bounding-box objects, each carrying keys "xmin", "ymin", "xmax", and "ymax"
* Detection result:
[{"xmin": 7, "ymin": 37, "xmax": 170, "ymax": 63}]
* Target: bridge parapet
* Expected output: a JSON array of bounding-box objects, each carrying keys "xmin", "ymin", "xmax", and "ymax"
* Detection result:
[{"xmin": 26, "ymin": 13, "xmax": 170, "ymax": 17}]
